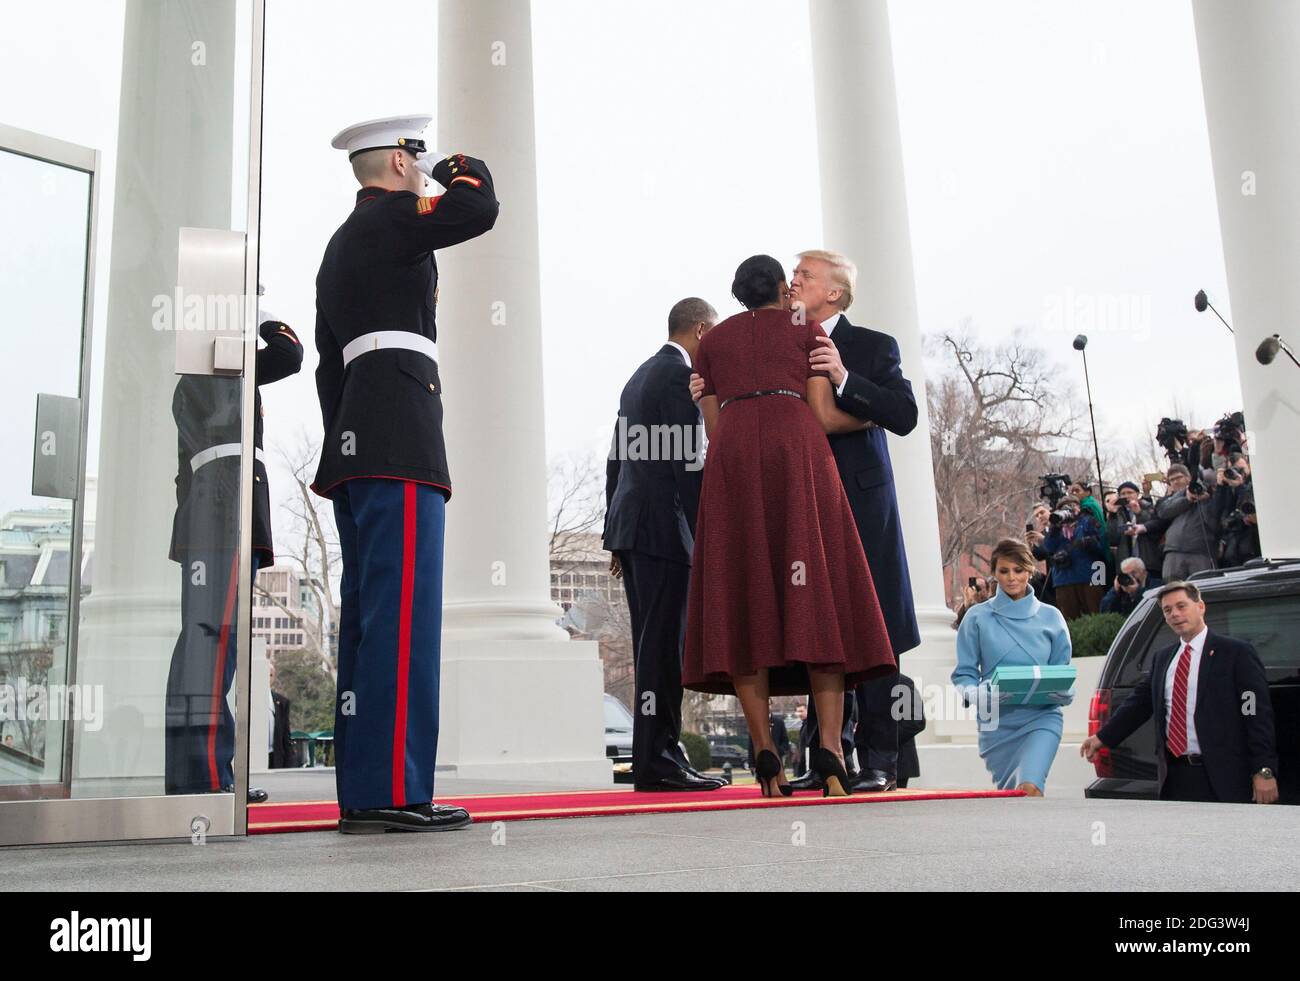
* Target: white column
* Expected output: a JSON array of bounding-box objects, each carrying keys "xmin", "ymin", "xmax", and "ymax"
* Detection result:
[
  {"xmin": 250, "ymin": 637, "xmax": 271, "ymax": 775},
  {"xmin": 808, "ymin": 1, "xmax": 962, "ymax": 743},
  {"xmin": 434, "ymin": 0, "xmax": 609, "ymax": 784},
  {"xmin": 1193, "ymin": 0, "xmax": 1300, "ymax": 559},
  {"xmin": 74, "ymin": 0, "xmax": 238, "ymax": 790}
]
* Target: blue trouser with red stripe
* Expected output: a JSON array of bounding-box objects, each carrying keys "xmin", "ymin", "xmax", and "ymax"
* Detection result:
[
  {"xmin": 333, "ymin": 478, "xmax": 445, "ymax": 811},
  {"xmin": 165, "ymin": 550, "xmax": 262, "ymax": 794}
]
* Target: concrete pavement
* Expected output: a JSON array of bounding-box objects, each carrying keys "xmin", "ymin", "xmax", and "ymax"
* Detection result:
[{"xmin": 3, "ymin": 794, "xmax": 1296, "ymax": 891}]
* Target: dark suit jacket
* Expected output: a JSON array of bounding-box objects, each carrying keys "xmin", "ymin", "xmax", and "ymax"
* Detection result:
[
  {"xmin": 824, "ymin": 314, "xmax": 921, "ymax": 654},
  {"xmin": 270, "ymin": 691, "xmax": 295, "ymax": 769},
  {"xmin": 603, "ymin": 344, "xmax": 703, "ymax": 565},
  {"xmin": 1097, "ymin": 631, "xmax": 1277, "ymax": 802}
]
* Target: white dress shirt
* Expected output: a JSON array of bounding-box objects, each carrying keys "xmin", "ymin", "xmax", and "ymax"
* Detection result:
[
  {"xmin": 267, "ymin": 688, "xmax": 276, "ymax": 752},
  {"xmin": 821, "ymin": 315, "xmax": 850, "ymax": 396},
  {"xmin": 1164, "ymin": 625, "xmax": 1208, "ymax": 755},
  {"xmin": 665, "ymin": 340, "xmax": 691, "ymax": 368}
]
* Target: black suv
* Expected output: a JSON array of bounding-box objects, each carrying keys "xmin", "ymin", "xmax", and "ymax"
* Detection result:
[{"xmin": 1085, "ymin": 558, "xmax": 1300, "ymax": 803}]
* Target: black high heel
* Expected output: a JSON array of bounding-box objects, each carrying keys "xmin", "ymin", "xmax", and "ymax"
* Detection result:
[
  {"xmin": 810, "ymin": 747, "xmax": 851, "ymax": 798},
  {"xmin": 755, "ymin": 750, "xmax": 793, "ymax": 798}
]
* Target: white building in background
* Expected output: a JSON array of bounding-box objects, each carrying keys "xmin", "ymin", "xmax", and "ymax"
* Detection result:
[
  {"xmin": 252, "ymin": 564, "xmax": 323, "ymax": 660},
  {"xmin": 551, "ymin": 532, "xmax": 622, "ymax": 614},
  {"xmin": 0, "ymin": 479, "xmax": 95, "ymax": 771}
]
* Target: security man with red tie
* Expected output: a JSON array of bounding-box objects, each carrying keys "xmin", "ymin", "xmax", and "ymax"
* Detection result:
[
  {"xmin": 314, "ymin": 116, "xmax": 498, "ymax": 834},
  {"xmin": 1081, "ymin": 580, "xmax": 1279, "ymax": 803}
]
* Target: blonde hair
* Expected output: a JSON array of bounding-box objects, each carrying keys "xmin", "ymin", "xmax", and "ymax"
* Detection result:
[{"xmin": 796, "ymin": 249, "xmax": 857, "ymax": 311}]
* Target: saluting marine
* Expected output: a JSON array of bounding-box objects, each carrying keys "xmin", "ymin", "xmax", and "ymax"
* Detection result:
[
  {"xmin": 313, "ymin": 115, "xmax": 498, "ymax": 834},
  {"xmin": 166, "ymin": 314, "xmax": 303, "ymax": 802}
]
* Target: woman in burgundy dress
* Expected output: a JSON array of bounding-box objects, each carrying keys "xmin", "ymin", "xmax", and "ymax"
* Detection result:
[{"xmin": 683, "ymin": 255, "xmax": 896, "ymax": 797}]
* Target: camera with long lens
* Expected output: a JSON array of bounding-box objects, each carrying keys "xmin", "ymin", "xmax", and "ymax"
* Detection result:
[
  {"xmin": 1154, "ymin": 417, "xmax": 1188, "ymax": 462},
  {"xmin": 1116, "ymin": 571, "xmax": 1135, "ymax": 587},
  {"xmin": 1039, "ymin": 473, "xmax": 1071, "ymax": 508},
  {"xmin": 1212, "ymin": 411, "xmax": 1246, "ymax": 454},
  {"xmin": 1223, "ymin": 500, "xmax": 1257, "ymax": 532},
  {"xmin": 1048, "ymin": 508, "xmax": 1075, "ymax": 528},
  {"xmin": 1223, "ymin": 509, "xmax": 1248, "ymax": 532}
]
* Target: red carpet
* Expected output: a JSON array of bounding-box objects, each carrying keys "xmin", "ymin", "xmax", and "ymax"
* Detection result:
[{"xmin": 248, "ymin": 785, "xmax": 1022, "ymax": 834}]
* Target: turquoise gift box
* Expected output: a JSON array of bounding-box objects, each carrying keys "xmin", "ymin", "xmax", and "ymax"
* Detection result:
[{"xmin": 987, "ymin": 664, "xmax": 1076, "ymax": 706}]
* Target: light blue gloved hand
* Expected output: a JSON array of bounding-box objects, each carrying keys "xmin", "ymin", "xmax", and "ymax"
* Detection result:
[{"xmin": 978, "ymin": 681, "xmax": 1017, "ymax": 706}]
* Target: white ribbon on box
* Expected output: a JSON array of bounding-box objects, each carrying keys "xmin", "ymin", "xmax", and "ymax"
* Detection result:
[{"xmin": 1023, "ymin": 664, "xmax": 1042, "ymax": 704}]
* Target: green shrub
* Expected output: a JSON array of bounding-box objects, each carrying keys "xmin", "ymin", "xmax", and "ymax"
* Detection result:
[
  {"xmin": 679, "ymin": 731, "xmax": 712, "ymax": 771},
  {"xmin": 1068, "ymin": 613, "xmax": 1127, "ymax": 658}
]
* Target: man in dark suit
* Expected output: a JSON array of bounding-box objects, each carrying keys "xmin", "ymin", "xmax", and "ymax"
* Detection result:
[
  {"xmin": 1081, "ymin": 581, "xmax": 1279, "ymax": 803},
  {"xmin": 268, "ymin": 661, "xmax": 295, "ymax": 769},
  {"xmin": 605, "ymin": 298, "xmax": 723, "ymax": 792},
  {"xmin": 789, "ymin": 249, "xmax": 922, "ymax": 793}
]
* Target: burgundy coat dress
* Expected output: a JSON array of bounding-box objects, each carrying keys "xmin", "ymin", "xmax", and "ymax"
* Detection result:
[{"xmin": 682, "ymin": 308, "xmax": 896, "ymax": 695}]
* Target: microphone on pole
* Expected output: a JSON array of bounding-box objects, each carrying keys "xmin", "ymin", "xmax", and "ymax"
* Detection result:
[
  {"xmin": 1256, "ymin": 334, "xmax": 1300, "ymax": 369},
  {"xmin": 1072, "ymin": 334, "xmax": 1106, "ymax": 498},
  {"xmin": 1194, "ymin": 289, "xmax": 1235, "ymax": 334}
]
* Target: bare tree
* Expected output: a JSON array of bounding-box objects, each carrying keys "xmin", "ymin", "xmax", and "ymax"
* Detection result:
[
  {"xmin": 548, "ymin": 450, "xmax": 607, "ymax": 578},
  {"xmin": 259, "ymin": 429, "xmax": 340, "ymax": 679},
  {"xmin": 547, "ymin": 449, "xmax": 640, "ymax": 713},
  {"xmin": 926, "ymin": 324, "xmax": 1090, "ymax": 600}
]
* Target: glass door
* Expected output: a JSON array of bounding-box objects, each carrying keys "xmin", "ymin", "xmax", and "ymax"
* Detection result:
[
  {"xmin": 0, "ymin": 136, "xmax": 94, "ymax": 802},
  {"xmin": 0, "ymin": 0, "xmax": 264, "ymax": 846}
]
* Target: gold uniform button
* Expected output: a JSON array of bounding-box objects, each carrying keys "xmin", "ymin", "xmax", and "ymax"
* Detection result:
[{"xmin": 428, "ymin": 382, "xmax": 437, "ymax": 393}]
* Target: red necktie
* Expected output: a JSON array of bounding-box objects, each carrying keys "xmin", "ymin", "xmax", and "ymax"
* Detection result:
[{"xmin": 1166, "ymin": 643, "xmax": 1193, "ymax": 757}]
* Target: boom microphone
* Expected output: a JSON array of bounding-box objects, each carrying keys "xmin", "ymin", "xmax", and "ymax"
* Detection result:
[{"xmin": 1256, "ymin": 334, "xmax": 1300, "ymax": 369}]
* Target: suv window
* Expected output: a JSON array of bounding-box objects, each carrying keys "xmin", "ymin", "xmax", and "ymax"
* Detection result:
[
  {"xmin": 1111, "ymin": 598, "xmax": 1162, "ymax": 688},
  {"xmin": 1138, "ymin": 594, "xmax": 1300, "ymax": 683}
]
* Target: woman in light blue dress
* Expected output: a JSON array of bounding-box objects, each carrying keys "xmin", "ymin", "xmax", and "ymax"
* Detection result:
[{"xmin": 952, "ymin": 538, "xmax": 1073, "ymax": 795}]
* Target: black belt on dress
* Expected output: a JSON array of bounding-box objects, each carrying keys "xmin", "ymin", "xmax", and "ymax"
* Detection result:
[
  {"xmin": 1167, "ymin": 753, "xmax": 1204, "ymax": 767},
  {"xmin": 719, "ymin": 388, "xmax": 805, "ymax": 410}
]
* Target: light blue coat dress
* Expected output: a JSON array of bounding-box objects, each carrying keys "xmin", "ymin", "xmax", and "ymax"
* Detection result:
[{"xmin": 951, "ymin": 588, "xmax": 1073, "ymax": 790}]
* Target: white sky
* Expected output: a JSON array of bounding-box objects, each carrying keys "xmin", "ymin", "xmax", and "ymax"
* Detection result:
[{"xmin": 1, "ymin": 0, "xmax": 1241, "ymax": 527}]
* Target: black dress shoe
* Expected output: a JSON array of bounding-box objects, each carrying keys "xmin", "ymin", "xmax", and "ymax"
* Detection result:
[
  {"xmin": 338, "ymin": 802, "xmax": 473, "ymax": 834},
  {"xmin": 787, "ymin": 770, "xmax": 823, "ymax": 792},
  {"xmin": 684, "ymin": 767, "xmax": 726, "ymax": 788},
  {"xmin": 850, "ymin": 768, "xmax": 897, "ymax": 793},
  {"xmin": 221, "ymin": 784, "xmax": 270, "ymax": 804},
  {"xmin": 634, "ymin": 769, "xmax": 723, "ymax": 792}
]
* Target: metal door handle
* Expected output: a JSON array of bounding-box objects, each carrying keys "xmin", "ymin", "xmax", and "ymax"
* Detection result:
[{"xmin": 32, "ymin": 393, "xmax": 82, "ymax": 500}]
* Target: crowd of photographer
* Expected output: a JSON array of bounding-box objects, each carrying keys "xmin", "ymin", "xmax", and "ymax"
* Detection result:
[{"xmin": 956, "ymin": 412, "xmax": 1261, "ymax": 624}]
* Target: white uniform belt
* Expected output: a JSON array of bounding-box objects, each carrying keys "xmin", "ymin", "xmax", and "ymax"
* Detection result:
[
  {"xmin": 342, "ymin": 330, "xmax": 439, "ymax": 369},
  {"xmin": 191, "ymin": 444, "xmax": 265, "ymax": 473}
]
